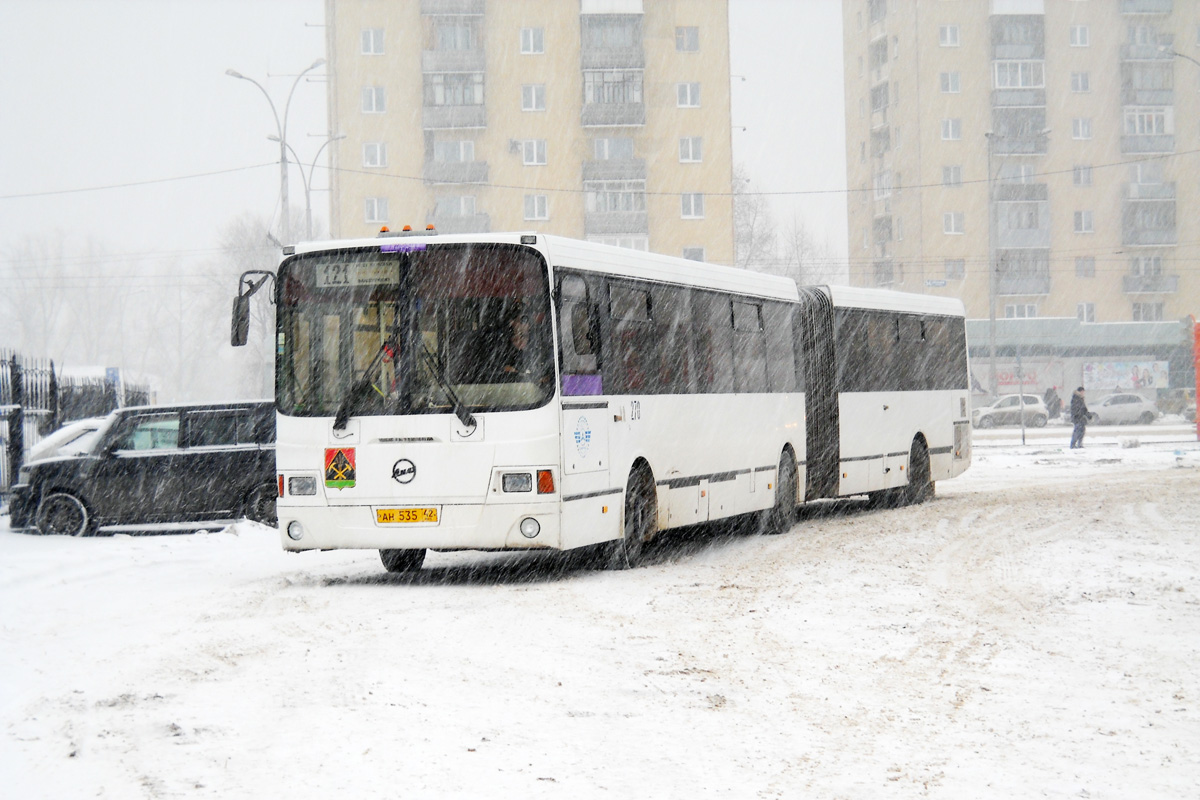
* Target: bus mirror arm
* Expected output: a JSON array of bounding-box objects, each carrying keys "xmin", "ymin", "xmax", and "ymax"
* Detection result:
[{"xmin": 231, "ymin": 270, "xmax": 276, "ymax": 347}]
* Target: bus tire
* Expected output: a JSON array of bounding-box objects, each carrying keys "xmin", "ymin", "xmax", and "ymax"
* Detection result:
[
  {"xmin": 763, "ymin": 450, "xmax": 798, "ymax": 535},
  {"xmin": 380, "ymin": 548, "xmax": 426, "ymax": 573},
  {"xmin": 905, "ymin": 439, "xmax": 934, "ymax": 506},
  {"xmin": 36, "ymin": 492, "xmax": 94, "ymax": 537},
  {"xmin": 606, "ymin": 466, "xmax": 656, "ymax": 570}
]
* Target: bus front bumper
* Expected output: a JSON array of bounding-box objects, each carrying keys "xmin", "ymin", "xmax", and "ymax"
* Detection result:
[{"xmin": 276, "ymin": 500, "xmax": 562, "ymax": 552}]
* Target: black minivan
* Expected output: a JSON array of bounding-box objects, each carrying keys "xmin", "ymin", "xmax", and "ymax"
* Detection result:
[{"xmin": 9, "ymin": 401, "xmax": 276, "ymax": 536}]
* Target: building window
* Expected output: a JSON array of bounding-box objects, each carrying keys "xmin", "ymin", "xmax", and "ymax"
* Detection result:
[
  {"xmin": 424, "ymin": 73, "xmax": 484, "ymax": 106},
  {"xmin": 434, "ymin": 196, "xmax": 476, "ymax": 218},
  {"xmin": 677, "ymin": 82, "xmax": 701, "ymax": 107},
  {"xmin": 682, "ymin": 247, "xmax": 705, "ymax": 262},
  {"xmin": 520, "ymin": 27, "xmax": 544, "ymax": 54},
  {"xmin": 1124, "ymin": 107, "xmax": 1172, "ymax": 135},
  {"xmin": 521, "ymin": 139, "xmax": 547, "ymax": 166},
  {"xmin": 365, "ymin": 197, "xmax": 388, "ymax": 223},
  {"xmin": 1132, "ymin": 302, "xmax": 1164, "ymax": 321},
  {"xmin": 594, "ymin": 137, "xmax": 634, "ymax": 160},
  {"xmin": 999, "ymin": 163, "xmax": 1036, "ymax": 184},
  {"xmin": 945, "ymin": 259, "xmax": 965, "ymax": 279},
  {"xmin": 993, "ymin": 60, "xmax": 1045, "ymax": 89},
  {"xmin": 676, "ymin": 26, "xmax": 699, "ymax": 52},
  {"xmin": 681, "ymin": 193, "xmax": 705, "ymax": 219},
  {"xmin": 1077, "ymin": 303, "xmax": 1095, "ymax": 323},
  {"xmin": 433, "ymin": 139, "xmax": 475, "ymax": 163},
  {"xmin": 943, "ymin": 211, "xmax": 964, "ymax": 234},
  {"xmin": 521, "ymin": 84, "xmax": 546, "ymax": 111},
  {"xmin": 1070, "ymin": 25, "xmax": 1089, "ymax": 47},
  {"xmin": 940, "ymin": 71, "xmax": 961, "ymax": 93},
  {"xmin": 1074, "ymin": 210, "xmax": 1094, "ymax": 233},
  {"xmin": 588, "ymin": 235, "xmax": 649, "ymax": 251},
  {"xmin": 1072, "ymin": 117, "xmax": 1093, "ymax": 140},
  {"xmin": 941, "ymin": 118, "xmax": 962, "ymax": 140},
  {"xmin": 584, "ymin": 70, "xmax": 643, "ymax": 104},
  {"xmin": 1070, "ymin": 72, "xmax": 1090, "ymax": 93},
  {"xmin": 939, "ymin": 25, "xmax": 960, "ymax": 47},
  {"xmin": 362, "ymin": 142, "xmax": 387, "ymax": 168},
  {"xmin": 586, "ymin": 180, "xmax": 646, "ymax": 213},
  {"xmin": 1073, "ymin": 166, "xmax": 1093, "ymax": 186},
  {"xmin": 523, "ymin": 194, "xmax": 548, "ymax": 221},
  {"xmin": 1075, "ymin": 256, "xmax": 1095, "ymax": 277},
  {"xmin": 1005, "ymin": 304, "xmax": 1037, "ymax": 319},
  {"xmin": 361, "ymin": 28, "xmax": 384, "ymax": 55},
  {"xmin": 1007, "ymin": 202, "xmax": 1039, "ymax": 229},
  {"xmin": 896, "ymin": 217, "xmax": 904, "ymax": 240},
  {"xmin": 942, "ymin": 165, "xmax": 962, "ymax": 187},
  {"xmin": 873, "ymin": 171, "xmax": 892, "ymax": 199},
  {"xmin": 1131, "ymin": 255, "xmax": 1164, "ymax": 276},
  {"xmin": 679, "ymin": 137, "xmax": 703, "ymax": 162},
  {"xmin": 361, "ymin": 86, "xmax": 386, "ymax": 113}
]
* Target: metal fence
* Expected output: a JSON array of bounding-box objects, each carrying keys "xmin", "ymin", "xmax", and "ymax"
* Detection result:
[{"xmin": 0, "ymin": 351, "xmax": 150, "ymax": 500}]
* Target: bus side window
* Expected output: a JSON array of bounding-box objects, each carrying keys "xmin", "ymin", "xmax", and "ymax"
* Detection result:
[
  {"xmin": 732, "ymin": 300, "xmax": 768, "ymax": 393},
  {"xmin": 558, "ymin": 274, "xmax": 602, "ymax": 396},
  {"xmin": 607, "ymin": 283, "xmax": 654, "ymax": 393},
  {"xmin": 652, "ymin": 284, "xmax": 692, "ymax": 394},
  {"xmin": 763, "ymin": 302, "xmax": 798, "ymax": 393},
  {"xmin": 692, "ymin": 290, "xmax": 734, "ymax": 393}
]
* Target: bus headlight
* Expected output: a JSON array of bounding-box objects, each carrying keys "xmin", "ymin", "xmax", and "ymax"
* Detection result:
[
  {"xmin": 287, "ymin": 521, "xmax": 305, "ymax": 541},
  {"xmin": 502, "ymin": 473, "xmax": 533, "ymax": 492},
  {"xmin": 288, "ymin": 476, "xmax": 317, "ymax": 496},
  {"xmin": 519, "ymin": 517, "xmax": 541, "ymax": 538}
]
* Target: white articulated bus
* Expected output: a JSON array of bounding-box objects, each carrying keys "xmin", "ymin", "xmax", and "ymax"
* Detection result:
[{"xmin": 232, "ymin": 231, "xmax": 970, "ymax": 572}]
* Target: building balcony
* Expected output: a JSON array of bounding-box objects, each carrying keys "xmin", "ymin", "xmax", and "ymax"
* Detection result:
[
  {"xmin": 582, "ymin": 158, "xmax": 646, "ymax": 181},
  {"xmin": 421, "ymin": 49, "xmax": 485, "ymax": 73},
  {"xmin": 1120, "ymin": 0, "xmax": 1172, "ymax": 13},
  {"xmin": 992, "ymin": 135, "xmax": 1048, "ymax": 155},
  {"xmin": 1121, "ymin": 87, "xmax": 1174, "ymax": 105},
  {"xmin": 580, "ymin": 46, "xmax": 645, "ymax": 70},
  {"xmin": 1122, "ymin": 227, "xmax": 1177, "ymax": 246},
  {"xmin": 425, "ymin": 212, "xmax": 490, "ymax": 234},
  {"xmin": 420, "ymin": 0, "xmax": 484, "ymax": 14},
  {"xmin": 997, "ymin": 226, "xmax": 1051, "ymax": 249},
  {"xmin": 584, "ymin": 211, "xmax": 649, "ymax": 235},
  {"xmin": 870, "ymin": 128, "xmax": 890, "ymax": 157},
  {"xmin": 1127, "ymin": 181, "xmax": 1175, "ymax": 199},
  {"xmin": 1123, "ymin": 274, "xmax": 1179, "ymax": 293},
  {"xmin": 990, "ymin": 0, "xmax": 1045, "ymax": 14},
  {"xmin": 1121, "ymin": 37, "xmax": 1174, "ymax": 60},
  {"xmin": 423, "ymin": 160, "xmax": 489, "ymax": 184},
  {"xmin": 994, "ymin": 183, "xmax": 1048, "ymax": 202},
  {"xmin": 991, "ymin": 89, "xmax": 1046, "ymax": 107},
  {"xmin": 993, "ymin": 43, "xmax": 1043, "ymax": 60},
  {"xmin": 422, "ymin": 105, "xmax": 486, "ymax": 130},
  {"xmin": 996, "ymin": 275, "xmax": 1051, "ymax": 296},
  {"xmin": 1121, "ymin": 134, "xmax": 1174, "ymax": 153},
  {"xmin": 581, "ymin": 102, "xmax": 645, "ymax": 127}
]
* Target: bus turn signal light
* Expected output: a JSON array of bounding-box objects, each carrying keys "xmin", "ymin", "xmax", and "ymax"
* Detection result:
[{"xmin": 537, "ymin": 469, "xmax": 555, "ymax": 494}]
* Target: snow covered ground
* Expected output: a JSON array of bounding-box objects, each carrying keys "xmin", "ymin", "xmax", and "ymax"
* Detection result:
[{"xmin": 2, "ymin": 432, "xmax": 1199, "ymax": 798}]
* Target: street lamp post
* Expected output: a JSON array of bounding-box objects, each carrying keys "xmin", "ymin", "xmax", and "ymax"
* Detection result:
[
  {"xmin": 270, "ymin": 133, "xmax": 346, "ymax": 240},
  {"xmin": 986, "ymin": 132, "xmax": 998, "ymax": 399},
  {"xmin": 226, "ymin": 59, "xmax": 325, "ymax": 243}
]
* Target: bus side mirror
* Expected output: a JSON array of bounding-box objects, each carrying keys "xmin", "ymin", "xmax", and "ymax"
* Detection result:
[{"xmin": 232, "ymin": 294, "xmax": 251, "ymax": 347}]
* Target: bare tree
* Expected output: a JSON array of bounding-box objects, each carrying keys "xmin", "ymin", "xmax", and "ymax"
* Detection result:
[
  {"xmin": 732, "ymin": 164, "xmax": 778, "ymax": 271},
  {"xmin": 779, "ymin": 215, "xmax": 844, "ymax": 286}
]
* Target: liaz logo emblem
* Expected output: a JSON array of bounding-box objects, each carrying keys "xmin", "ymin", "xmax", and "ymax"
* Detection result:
[
  {"xmin": 392, "ymin": 458, "xmax": 416, "ymax": 485},
  {"xmin": 573, "ymin": 416, "xmax": 592, "ymax": 458},
  {"xmin": 324, "ymin": 447, "xmax": 356, "ymax": 490}
]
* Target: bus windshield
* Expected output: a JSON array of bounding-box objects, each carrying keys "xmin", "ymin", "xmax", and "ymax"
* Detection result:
[{"xmin": 277, "ymin": 243, "xmax": 554, "ymax": 418}]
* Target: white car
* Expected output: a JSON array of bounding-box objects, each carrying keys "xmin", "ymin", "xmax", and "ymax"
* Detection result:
[
  {"xmin": 972, "ymin": 394, "xmax": 1048, "ymax": 428},
  {"xmin": 28, "ymin": 417, "xmax": 107, "ymax": 462},
  {"xmin": 1089, "ymin": 393, "xmax": 1160, "ymax": 425}
]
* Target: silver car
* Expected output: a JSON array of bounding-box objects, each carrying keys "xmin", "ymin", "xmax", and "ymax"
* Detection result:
[
  {"xmin": 972, "ymin": 394, "xmax": 1048, "ymax": 428},
  {"xmin": 1090, "ymin": 393, "xmax": 1160, "ymax": 425}
]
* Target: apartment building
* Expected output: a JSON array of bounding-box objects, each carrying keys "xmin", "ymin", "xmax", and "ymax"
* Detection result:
[
  {"xmin": 843, "ymin": 0, "xmax": 1199, "ymax": 328},
  {"xmin": 323, "ymin": 0, "xmax": 734, "ymax": 264}
]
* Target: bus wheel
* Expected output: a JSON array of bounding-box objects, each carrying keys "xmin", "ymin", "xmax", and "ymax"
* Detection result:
[
  {"xmin": 380, "ymin": 548, "xmax": 426, "ymax": 573},
  {"xmin": 36, "ymin": 492, "xmax": 93, "ymax": 537},
  {"xmin": 243, "ymin": 481, "xmax": 278, "ymax": 526},
  {"xmin": 763, "ymin": 451, "xmax": 798, "ymax": 535},
  {"xmin": 607, "ymin": 467, "xmax": 656, "ymax": 569},
  {"xmin": 905, "ymin": 439, "xmax": 934, "ymax": 505}
]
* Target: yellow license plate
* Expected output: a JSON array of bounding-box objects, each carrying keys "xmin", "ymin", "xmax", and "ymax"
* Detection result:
[{"xmin": 376, "ymin": 507, "xmax": 439, "ymax": 524}]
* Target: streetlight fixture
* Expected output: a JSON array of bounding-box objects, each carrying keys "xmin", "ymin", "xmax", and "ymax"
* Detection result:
[
  {"xmin": 226, "ymin": 58, "xmax": 326, "ymax": 243},
  {"xmin": 269, "ymin": 133, "xmax": 346, "ymax": 240},
  {"xmin": 1158, "ymin": 46, "xmax": 1200, "ymax": 69}
]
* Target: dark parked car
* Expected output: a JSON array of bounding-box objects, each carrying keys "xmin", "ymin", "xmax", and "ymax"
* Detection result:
[{"xmin": 8, "ymin": 401, "xmax": 276, "ymax": 536}]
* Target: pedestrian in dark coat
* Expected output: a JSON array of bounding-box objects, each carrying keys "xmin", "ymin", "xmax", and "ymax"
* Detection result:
[{"xmin": 1069, "ymin": 387, "xmax": 1089, "ymax": 449}]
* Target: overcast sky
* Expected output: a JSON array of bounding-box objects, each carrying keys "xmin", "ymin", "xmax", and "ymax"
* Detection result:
[{"xmin": 0, "ymin": 0, "xmax": 846, "ymax": 264}]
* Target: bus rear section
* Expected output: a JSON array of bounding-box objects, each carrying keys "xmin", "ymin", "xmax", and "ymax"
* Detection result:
[
  {"xmin": 797, "ymin": 285, "xmax": 972, "ymax": 504},
  {"xmin": 273, "ymin": 239, "xmax": 567, "ymax": 556}
]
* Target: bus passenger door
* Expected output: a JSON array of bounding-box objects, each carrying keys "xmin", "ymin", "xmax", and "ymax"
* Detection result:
[{"xmin": 557, "ymin": 273, "xmax": 616, "ymax": 548}]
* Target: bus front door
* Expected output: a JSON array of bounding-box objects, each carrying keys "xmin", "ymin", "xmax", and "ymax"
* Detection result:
[{"xmin": 559, "ymin": 401, "xmax": 615, "ymax": 548}]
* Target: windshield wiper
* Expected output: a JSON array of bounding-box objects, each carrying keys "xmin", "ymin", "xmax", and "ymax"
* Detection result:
[
  {"xmin": 417, "ymin": 338, "xmax": 477, "ymax": 430},
  {"xmin": 332, "ymin": 337, "xmax": 397, "ymax": 431}
]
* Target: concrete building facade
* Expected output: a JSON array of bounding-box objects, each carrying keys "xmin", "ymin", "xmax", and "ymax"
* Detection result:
[
  {"xmin": 323, "ymin": 0, "xmax": 734, "ymax": 264},
  {"xmin": 842, "ymin": 0, "xmax": 1199, "ymax": 371}
]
